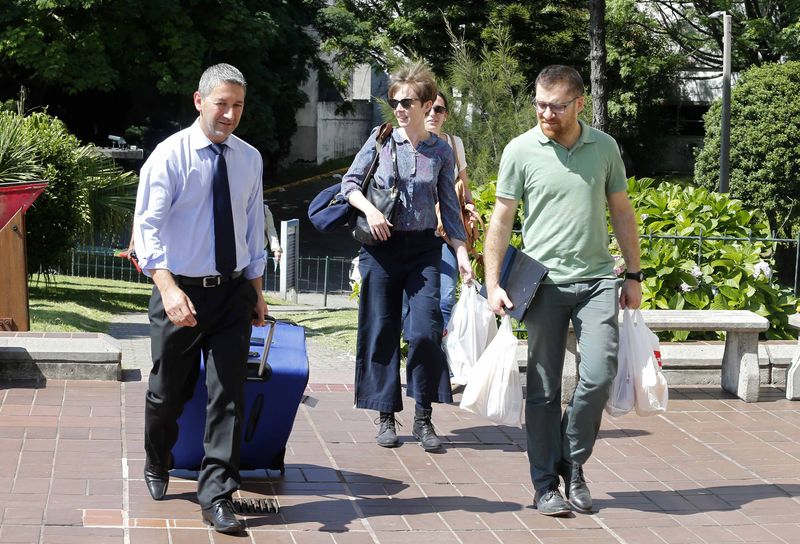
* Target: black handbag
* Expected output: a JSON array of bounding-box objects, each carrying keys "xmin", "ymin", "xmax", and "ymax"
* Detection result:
[
  {"xmin": 352, "ymin": 137, "xmax": 400, "ymax": 246},
  {"xmin": 308, "ymin": 123, "xmax": 393, "ymax": 233}
]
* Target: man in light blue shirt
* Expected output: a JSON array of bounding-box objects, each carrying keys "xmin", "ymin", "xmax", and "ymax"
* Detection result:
[{"xmin": 133, "ymin": 63, "xmax": 266, "ymax": 534}]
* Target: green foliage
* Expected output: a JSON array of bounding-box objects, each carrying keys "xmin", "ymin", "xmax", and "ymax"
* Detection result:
[
  {"xmin": 605, "ymin": 0, "xmax": 685, "ymax": 140},
  {"xmin": 617, "ymin": 178, "xmax": 798, "ymax": 340},
  {"xmin": 1, "ymin": 111, "xmax": 137, "ymax": 275},
  {"xmin": 439, "ymin": 23, "xmax": 539, "ymax": 187},
  {"xmin": 319, "ymin": 2, "xmax": 681, "ymax": 156},
  {"xmin": 317, "ymin": 1, "xmax": 587, "ymax": 77},
  {"xmin": 694, "ymin": 61, "xmax": 800, "ymax": 238},
  {"xmin": 644, "ymin": 1, "xmax": 800, "ymax": 69},
  {"xmin": 0, "ymin": 0, "xmax": 326, "ymax": 171},
  {"xmin": 0, "ymin": 111, "xmax": 42, "ymax": 183}
]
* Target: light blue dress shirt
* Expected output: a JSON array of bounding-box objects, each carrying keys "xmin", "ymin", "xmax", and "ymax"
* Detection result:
[
  {"xmin": 133, "ymin": 119, "xmax": 266, "ymax": 279},
  {"xmin": 341, "ymin": 128, "xmax": 466, "ymax": 241}
]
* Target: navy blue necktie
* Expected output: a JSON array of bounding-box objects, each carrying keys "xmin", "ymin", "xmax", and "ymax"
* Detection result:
[{"xmin": 210, "ymin": 143, "xmax": 236, "ymax": 277}]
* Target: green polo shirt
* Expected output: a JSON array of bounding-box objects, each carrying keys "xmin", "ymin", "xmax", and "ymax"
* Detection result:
[{"xmin": 495, "ymin": 121, "xmax": 627, "ymax": 284}]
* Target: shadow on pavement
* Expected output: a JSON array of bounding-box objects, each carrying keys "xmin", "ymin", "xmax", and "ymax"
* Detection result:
[{"xmin": 603, "ymin": 483, "xmax": 800, "ymax": 514}]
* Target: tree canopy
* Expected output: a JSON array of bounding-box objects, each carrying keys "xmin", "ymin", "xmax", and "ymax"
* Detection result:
[
  {"xmin": 642, "ymin": 1, "xmax": 800, "ymax": 70},
  {"xmin": 0, "ymin": 0, "xmax": 326, "ymax": 172},
  {"xmin": 694, "ymin": 60, "xmax": 800, "ymax": 239}
]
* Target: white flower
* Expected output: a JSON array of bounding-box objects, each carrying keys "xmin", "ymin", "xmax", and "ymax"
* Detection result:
[
  {"xmin": 680, "ymin": 282, "xmax": 692, "ymax": 292},
  {"xmin": 711, "ymin": 286, "xmax": 719, "ymax": 296},
  {"xmin": 640, "ymin": 213, "xmax": 649, "ymax": 221},
  {"xmin": 753, "ymin": 260, "xmax": 772, "ymax": 279},
  {"xmin": 691, "ymin": 265, "xmax": 702, "ymax": 278}
]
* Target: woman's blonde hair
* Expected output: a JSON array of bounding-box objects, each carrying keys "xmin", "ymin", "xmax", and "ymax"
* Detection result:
[{"xmin": 388, "ymin": 61, "xmax": 437, "ymax": 105}]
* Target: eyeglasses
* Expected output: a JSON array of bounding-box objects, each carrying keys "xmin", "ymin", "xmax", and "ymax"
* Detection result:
[
  {"xmin": 431, "ymin": 105, "xmax": 447, "ymax": 114},
  {"xmin": 533, "ymin": 96, "xmax": 580, "ymax": 114},
  {"xmin": 388, "ymin": 98, "xmax": 419, "ymax": 110}
]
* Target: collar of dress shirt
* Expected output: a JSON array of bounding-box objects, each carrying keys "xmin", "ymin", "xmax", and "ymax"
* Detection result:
[
  {"xmin": 392, "ymin": 127, "xmax": 438, "ymax": 149},
  {"xmin": 188, "ymin": 118, "xmax": 243, "ymax": 153}
]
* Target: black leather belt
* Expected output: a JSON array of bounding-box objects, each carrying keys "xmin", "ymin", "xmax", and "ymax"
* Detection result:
[{"xmin": 174, "ymin": 270, "xmax": 244, "ymax": 288}]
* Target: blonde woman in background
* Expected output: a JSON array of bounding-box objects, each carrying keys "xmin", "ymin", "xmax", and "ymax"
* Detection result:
[{"xmin": 425, "ymin": 91, "xmax": 479, "ymax": 330}]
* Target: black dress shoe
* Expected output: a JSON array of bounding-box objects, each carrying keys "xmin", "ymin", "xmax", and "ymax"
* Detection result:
[
  {"xmin": 143, "ymin": 465, "xmax": 169, "ymax": 501},
  {"xmin": 202, "ymin": 498, "xmax": 243, "ymax": 534},
  {"xmin": 562, "ymin": 463, "xmax": 592, "ymax": 513},
  {"xmin": 533, "ymin": 487, "xmax": 571, "ymax": 517}
]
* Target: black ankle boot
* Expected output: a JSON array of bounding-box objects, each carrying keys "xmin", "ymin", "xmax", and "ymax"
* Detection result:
[
  {"xmin": 412, "ymin": 407, "xmax": 442, "ymax": 451},
  {"xmin": 376, "ymin": 412, "xmax": 399, "ymax": 447}
]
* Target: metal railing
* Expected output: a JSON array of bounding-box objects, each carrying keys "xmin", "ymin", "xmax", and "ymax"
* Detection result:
[
  {"xmin": 65, "ymin": 247, "xmax": 356, "ymax": 295},
  {"xmin": 61, "ymin": 229, "xmax": 800, "ymax": 298}
]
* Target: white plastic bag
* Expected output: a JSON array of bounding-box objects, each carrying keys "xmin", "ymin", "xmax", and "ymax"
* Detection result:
[
  {"xmin": 444, "ymin": 283, "xmax": 498, "ymax": 385},
  {"xmin": 459, "ymin": 316, "xmax": 523, "ymax": 427},
  {"xmin": 619, "ymin": 309, "xmax": 668, "ymax": 416},
  {"xmin": 605, "ymin": 322, "xmax": 635, "ymax": 417}
]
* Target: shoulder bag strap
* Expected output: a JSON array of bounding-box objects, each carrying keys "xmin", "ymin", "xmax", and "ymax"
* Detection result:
[
  {"xmin": 360, "ymin": 123, "xmax": 394, "ymax": 195},
  {"xmin": 447, "ymin": 134, "xmax": 463, "ymax": 177}
]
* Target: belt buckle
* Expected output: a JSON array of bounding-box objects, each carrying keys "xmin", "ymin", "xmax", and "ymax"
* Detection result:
[{"xmin": 202, "ymin": 276, "xmax": 222, "ymax": 288}]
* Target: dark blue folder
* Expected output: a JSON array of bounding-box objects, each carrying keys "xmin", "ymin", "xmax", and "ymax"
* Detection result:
[{"xmin": 480, "ymin": 245, "xmax": 549, "ymax": 322}]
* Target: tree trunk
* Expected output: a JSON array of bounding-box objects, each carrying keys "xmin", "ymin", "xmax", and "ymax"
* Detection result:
[{"xmin": 589, "ymin": 0, "xmax": 609, "ymax": 132}]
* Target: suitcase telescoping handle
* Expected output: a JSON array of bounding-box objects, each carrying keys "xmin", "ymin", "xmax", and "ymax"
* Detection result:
[{"xmin": 256, "ymin": 315, "xmax": 277, "ymax": 380}]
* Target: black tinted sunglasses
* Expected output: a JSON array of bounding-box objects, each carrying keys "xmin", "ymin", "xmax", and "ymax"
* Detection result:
[
  {"xmin": 431, "ymin": 105, "xmax": 448, "ymax": 114},
  {"xmin": 388, "ymin": 98, "xmax": 418, "ymax": 109}
]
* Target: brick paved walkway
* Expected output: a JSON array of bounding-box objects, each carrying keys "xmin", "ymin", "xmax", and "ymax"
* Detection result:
[{"xmin": 2, "ymin": 308, "xmax": 800, "ymax": 542}]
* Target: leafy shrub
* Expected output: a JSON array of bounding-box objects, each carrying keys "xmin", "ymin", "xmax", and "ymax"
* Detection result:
[
  {"xmin": 0, "ymin": 111, "xmax": 42, "ymax": 183},
  {"xmin": 614, "ymin": 178, "xmax": 798, "ymax": 340},
  {"xmin": 694, "ymin": 61, "xmax": 800, "ymax": 239},
  {"xmin": 1, "ymin": 112, "xmax": 137, "ymax": 276}
]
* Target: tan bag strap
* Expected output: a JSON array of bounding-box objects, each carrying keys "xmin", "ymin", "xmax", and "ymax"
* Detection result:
[{"xmin": 446, "ymin": 133, "xmax": 463, "ymax": 177}]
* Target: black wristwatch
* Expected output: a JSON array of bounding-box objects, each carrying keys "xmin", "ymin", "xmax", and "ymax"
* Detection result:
[{"xmin": 625, "ymin": 270, "xmax": 645, "ymax": 282}]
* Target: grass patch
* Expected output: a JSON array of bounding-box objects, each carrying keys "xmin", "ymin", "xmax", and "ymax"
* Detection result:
[
  {"xmin": 28, "ymin": 275, "xmax": 288, "ymax": 333},
  {"xmin": 29, "ymin": 275, "xmax": 153, "ymax": 332},
  {"xmin": 277, "ymin": 309, "xmax": 358, "ymax": 354}
]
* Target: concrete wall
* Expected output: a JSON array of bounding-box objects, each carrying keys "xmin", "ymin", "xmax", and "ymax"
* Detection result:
[
  {"xmin": 316, "ymin": 100, "xmax": 372, "ymax": 164},
  {"xmin": 285, "ymin": 64, "xmax": 388, "ymax": 166},
  {"xmin": 287, "ymin": 73, "xmax": 320, "ymax": 164}
]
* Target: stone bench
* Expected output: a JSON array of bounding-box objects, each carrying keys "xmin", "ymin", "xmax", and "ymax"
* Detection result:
[
  {"xmin": 517, "ymin": 310, "xmax": 769, "ymax": 403},
  {"xmin": 785, "ymin": 314, "xmax": 800, "ymax": 400},
  {"xmin": 0, "ymin": 332, "xmax": 122, "ymax": 381}
]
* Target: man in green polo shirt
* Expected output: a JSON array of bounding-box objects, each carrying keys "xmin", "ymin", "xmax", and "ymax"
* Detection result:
[{"xmin": 485, "ymin": 65, "xmax": 642, "ymax": 516}]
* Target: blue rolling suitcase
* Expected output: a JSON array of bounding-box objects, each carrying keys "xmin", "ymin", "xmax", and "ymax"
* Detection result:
[{"xmin": 171, "ymin": 317, "xmax": 309, "ymax": 473}]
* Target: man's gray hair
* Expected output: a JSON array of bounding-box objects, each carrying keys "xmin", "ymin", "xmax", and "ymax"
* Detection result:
[{"xmin": 198, "ymin": 63, "xmax": 247, "ymax": 98}]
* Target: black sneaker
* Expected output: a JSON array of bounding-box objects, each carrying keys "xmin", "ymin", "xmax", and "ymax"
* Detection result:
[
  {"xmin": 533, "ymin": 487, "xmax": 571, "ymax": 517},
  {"xmin": 376, "ymin": 412, "xmax": 400, "ymax": 447}
]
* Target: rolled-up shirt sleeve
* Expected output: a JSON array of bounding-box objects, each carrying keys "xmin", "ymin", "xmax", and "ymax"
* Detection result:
[
  {"xmin": 437, "ymin": 149, "xmax": 466, "ymax": 242},
  {"xmin": 133, "ymin": 147, "xmax": 174, "ymax": 275},
  {"xmin": 341, "ymin": 127, "xmax": 379, "ymax": 198}
]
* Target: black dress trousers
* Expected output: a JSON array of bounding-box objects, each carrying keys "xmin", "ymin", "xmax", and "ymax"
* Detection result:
[{"xmin": 144, "ymin": 275, "xmax": 256, "ymax": 508}]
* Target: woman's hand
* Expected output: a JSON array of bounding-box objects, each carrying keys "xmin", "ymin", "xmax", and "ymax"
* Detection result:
[
  {"xmin": 367, "ymin": 207, "xmax": 393, "ymax": 241},
  {"xmin": 464, "ymin": 202, "xmax": 480, "ymax": 229},
  {"xmin": 454, "ymin": 243, "xmax": 474, "ymax": 284},
  {"xmin": 348, "ymin": 190, "xmax": 393, "ymax": 241}
]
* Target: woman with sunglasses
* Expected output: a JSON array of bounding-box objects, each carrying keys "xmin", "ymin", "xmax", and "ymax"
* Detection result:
[
  {"xmin": 341, "ymin": 61, "xmax": 474, "ymax": 452},
  {"xmin": 425, "ymin": 92, "xmax": 480, "ymax": 333}
]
